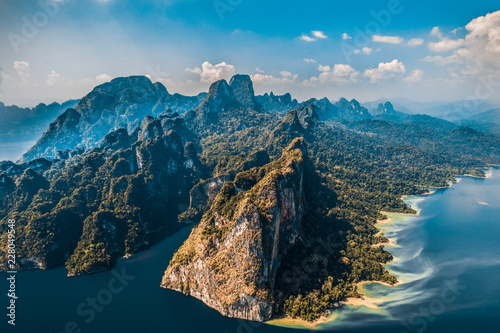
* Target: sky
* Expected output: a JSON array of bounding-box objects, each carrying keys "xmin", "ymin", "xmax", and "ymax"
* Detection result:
[{"xmin": 0, "ymin": 0, "xmax": 500, "ymax": 106}]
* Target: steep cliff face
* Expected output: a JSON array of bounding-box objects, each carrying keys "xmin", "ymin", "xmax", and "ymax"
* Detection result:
[
  {"xmin": 229, "ymin": 74, "xmax": 260, "ymax": 110},
  {"xmin": 161, "ymin": 138, "xmax": 307, "ymax": 321}
]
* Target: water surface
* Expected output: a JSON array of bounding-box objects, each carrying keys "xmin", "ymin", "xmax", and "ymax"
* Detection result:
[{"xmin": 0, "ymin": 135, "xmax": 39, "ymax": 162}]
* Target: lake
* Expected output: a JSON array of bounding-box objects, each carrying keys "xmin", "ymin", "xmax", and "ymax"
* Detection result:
[
  {"xmin": 2, "ymin": 168, "xmax": 500, "ymax": 333},
  {"xmin": 0, "ymin": 134, "xmax": 39, "ymax": 162}
]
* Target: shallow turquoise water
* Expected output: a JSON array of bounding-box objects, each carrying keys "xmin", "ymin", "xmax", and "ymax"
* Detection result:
[{"xmin": 1, "ymin": 168, "xmax": 500, "ymax": 333}]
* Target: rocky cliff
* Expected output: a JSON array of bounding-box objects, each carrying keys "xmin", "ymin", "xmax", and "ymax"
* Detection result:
[{"xmin": 161, "ymin": 138, "xmax": 307, "ymax": 321}]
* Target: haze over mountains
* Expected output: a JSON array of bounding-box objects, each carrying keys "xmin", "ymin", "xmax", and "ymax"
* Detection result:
[
  {"xmin": 3, "ymin": 81, "xmax": 500, "ymax": 163},
  {"xmin": 1, "ymin": 74, "xmax": 499, "ymax": 323},
  {"xmin": 364, "ymin": 97, "xmax": 500, "ymax": 133}
]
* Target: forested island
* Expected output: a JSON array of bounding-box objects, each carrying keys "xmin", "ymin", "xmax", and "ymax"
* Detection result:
[{"xmin": 1, "ymin": 75, "xmax": 499, "ymax": 322}]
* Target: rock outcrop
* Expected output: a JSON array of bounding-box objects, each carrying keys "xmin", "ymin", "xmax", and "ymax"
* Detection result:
[
  {"xmin": 162, "ymin": 138, "xmax": 307, "ymax": 321},
  {"xmin": 229, "ymin": 74, "xmax": 260, "ymax": 110},
  {"xmin": 336, "ymin": 97, "xmax": 371, "ymax": 120},
  {"xmin": 255, "ymin": 92, "xmax": 298, "ymax": 114}
]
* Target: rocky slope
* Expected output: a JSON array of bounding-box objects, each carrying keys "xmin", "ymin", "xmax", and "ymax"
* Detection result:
[
  {"xmin": 20, "ymin": 76, "xmax": 204, "ymax": 162},
  {"xmin": 162, "ymin": 138, "xmax": 307, "ymax": 321},
  {"xmin": 0, "ymin": 110, "xmax": 204, "ymax": 274}
]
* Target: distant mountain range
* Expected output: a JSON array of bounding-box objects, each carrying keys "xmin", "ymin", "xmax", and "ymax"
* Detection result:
[
  {"xmin": 364, "ymin": 97, "xmax": 500, "ymax": 134},
  {"xmin": 0, "ymin": 100, "xmax": 79, "ymax": 137},
  {"xmin": 4, "ymin": 87, "xmax": 500, "ymax": 146},
  {"xmin": 459, "ymin": 108, "xmax": 500, "ymax": 134}
]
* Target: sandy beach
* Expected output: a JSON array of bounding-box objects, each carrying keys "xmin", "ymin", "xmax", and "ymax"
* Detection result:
[
  {"xmin": 372, "ymin": 238, "xmax": 397, "ymax": 247},
  {"xmin": 267, "ymin": 313, "xmax": 338, "ymax": 329}
]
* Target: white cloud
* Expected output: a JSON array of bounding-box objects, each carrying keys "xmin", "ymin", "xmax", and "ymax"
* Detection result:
[
  {"xmin": 407, "ymin": 38, "xmax": 424, "ymax": 47},
  {"xmin": 422, "ymin": 13, "xmax": 500, "ymax": 80},
  {"xmin": 427, "ymin": 25, "xmax": 465, "ymax": 53},
  {"xmin": 353, "ymin": 47, "xmax": 373, "ymax": 55},
  {"xmin": 312, "ymin": 30, "xmax": 328, "ymax": 39},
  {"xmin": 464, "ymin": 10, "xmax": 500, "ymax": 73},
  {"xmin": 95, "ymin": 74, "xmax": 113, "ymax": 84},
  {"xmin": 300, "ymin": 34, "xmax": 316, "ymax": 42},
  {"xmin": 404, "ymin": 69, "xmax": 423, "ymax": 83},
  {"xmin": 341, "ymin": 33, "xmax": 352, "ymax": 40},
  {"xmin": 363, "ymin": 59, "xmax": 406, "ymax": 82},
  {"xmin": 186, "ymin": 61, "xmax": 235, "ymax": 83},
  {"xmin": 250, "ymin": 73, "xmax": 298, "ymax": 85},
  {"xmin": 280, "ymin": 71, "xmax": 292, "ymax": 77},
  {"xmin": 13, "ymin": 61, "xmax": 30, "ymax": 82},
  {"xmin": 306, "ymin": 64, "xmax": 360, "ymax": 85},
  {"xmin": 423, "ymin": 54, "xmax": 461, "ymax": 65},
  {"xmin": 145, "ymin": 74, "xmax": 172, "ymax": 87},
  {"xmin": 156, "ymin": 78, "xmax": 174, "ymax": 87},
  {"xmin": 303, "ymin": 58, "xmax": 317, "ymax": 63},
  {"xmin": 372, "ymin": 35, "xmax": 404, "ymax": 44},
  {"xmin": 428, "ymin": 38, "xmax": 465, "ymax": 52},
  {"xmin": 255, "ymin": 67, "xmax": 265, "ymax": 73},
  {"xmin": 430, "ymin": 27, "xmax": 443, "ymax": 38},
  {"xmin": 318, "ymin": 65, "xmax": 331, "ymax": 72},
  {"xmin": 362, "ymin": 47, "xmax": 372, "ymax": 55},
  {"xmin": 300, "ymin": 31, "xmax": 328, "ymax": 42},
  {"xmin": 46, "ymin": 70, "xmax": 61, "ymax": 86}
]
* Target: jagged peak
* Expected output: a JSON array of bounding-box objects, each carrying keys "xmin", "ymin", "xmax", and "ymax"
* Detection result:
[
  {"xmin": 376, "ymin": 101, "xmax": 395, "ymax": 114},
  {"xmin": 138, "ymin": 115, "xmax": 163, "ymax": 141},
  {"xmin": 349, "ymin": 99, "xmax": 361, "ymax": 107},
  {"xmin": 337, "ymin": 97, "xmax": 349, "ymax": 104},
  {"xmin": 99, "ymin": 128, "xmax": 131, "ymax": 151},
  {"xmin": 283, "ymin": 109, "xmax": 301, "ymax": 125},
  {"xmin": 275, "ymin": 109, "xmax": 307, "ymax": 135},
  {"xmin": 206, "ymin": 79, "xmax": 234, "ymax": 100},
  {"xmin": 284, "ymin": 137, "xmax": 307, "ymax": 154},
  {"xmin": 229, "ymin": 74, "xmax": 253, "ymax": 89},
  {"xmin": 302, "ymin": 98, "xmax": 316, "ymax": 107},
  {"xmin": 229, "ymin": 74, "xmax": 259, "ymax": 109},
  {"xmin": 195, "ymin": 79, "xmax": 240, "ymax": 113},
  {"xmin": 164, "ymin": 129, "xmax": 184, "ymax": 155}
]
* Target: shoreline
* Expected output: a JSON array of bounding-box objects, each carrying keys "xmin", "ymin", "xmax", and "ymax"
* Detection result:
[
  {"xmin": 266, "ymin": 168, "xmax": 497, "ymax": 330},
  {"xmin": 267, "ymin": 313, "xmax": 338, "ymax": 329},
  {"xmin": 266, "ymin": 277, "xmax": 404, "ymax": 330},
  {"xmin": 268, "ymin": 201, "xmax": 420, "ymax": 329}
]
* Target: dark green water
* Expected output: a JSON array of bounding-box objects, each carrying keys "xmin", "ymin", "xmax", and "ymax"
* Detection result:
[{"xmin": 2, "ymin": 168, "xmax": 500, "ymax": 333}]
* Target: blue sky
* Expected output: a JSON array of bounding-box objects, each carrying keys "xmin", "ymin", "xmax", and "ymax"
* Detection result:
[{"xmin": 1, "ymin": 0, "xmax": 500, "ymax": 106}]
